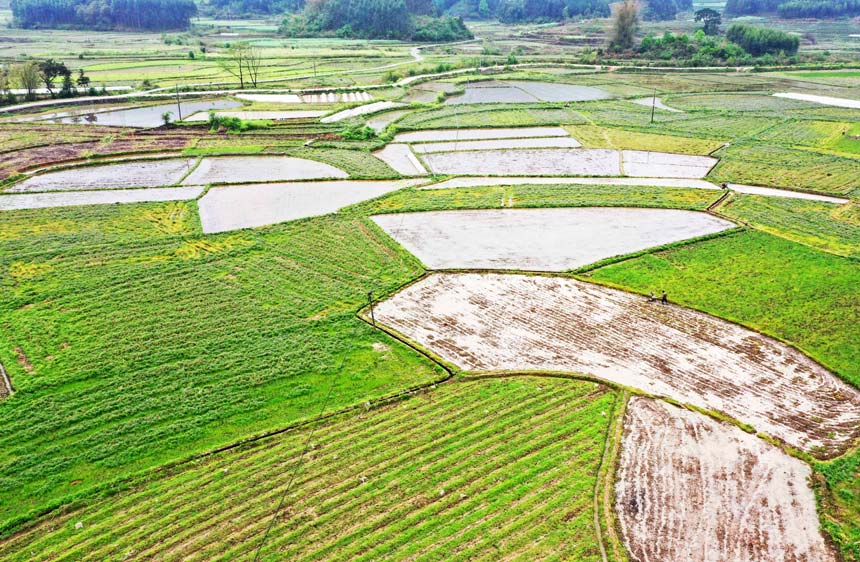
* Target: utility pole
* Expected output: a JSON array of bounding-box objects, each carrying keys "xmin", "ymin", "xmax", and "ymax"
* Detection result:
[
  {"xmin": 650, "ymin": 88, "xmax": 656, "ymax": 125},
  {"xmin": 367, "ymin": 291, "xmax": 376, "ymax": 326},
  {"xmin": 175, "ymin": 83, "xmax": 183, "ymax": 121}
]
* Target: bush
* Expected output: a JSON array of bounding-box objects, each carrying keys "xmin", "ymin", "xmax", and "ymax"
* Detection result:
[
  {"xmin": 339, "ymin": 123, "xmax": 377, "ymax": 140},
  {"xmin": 726, "ymin": 23, "xmax": 799, "ymax": 55},
  {"xmin": 207, "ymin": 111, "xmax": 250, "ymax": 132}
]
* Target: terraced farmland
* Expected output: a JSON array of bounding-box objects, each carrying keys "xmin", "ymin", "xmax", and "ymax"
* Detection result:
[{"xmin": 2, "ymin": 377, "xmax": 616, "ymax": 562}]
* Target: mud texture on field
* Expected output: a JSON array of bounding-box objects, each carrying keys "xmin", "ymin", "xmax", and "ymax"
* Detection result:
[
  {"xmin": 616, "ymin": 397, "xmax": 837, "ymax": 562},
  {"xmin": 9, "ymin": 158, "xmax": 196, "ymax": 192},
  {"xmin": 373, "ymin": 273, "xmax": 860, "ymax": 457},
  {"xmin": 0, "ymin": 136, "xmax": 193, "ymax": 181},
  {"xmin": 372, "ymin": 208, "xmax": 733, "ymax": 271}
]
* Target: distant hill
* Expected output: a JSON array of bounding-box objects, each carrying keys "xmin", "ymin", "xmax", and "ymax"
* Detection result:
[{"xmin": 10, "ymin": 0, "xmax": 198, "ymax": 30}]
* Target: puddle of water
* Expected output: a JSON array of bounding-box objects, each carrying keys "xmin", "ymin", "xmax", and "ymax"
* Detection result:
[
  {"xmin": 411, "ymin": 137, "xmax": 582, "ymax": 153},
  {"xmin": 9, "ymin": 158, "xmax": 197, "ymax": 192},
  {"xmin": 373, "ymin": 144, "xmax": 426, "ymax": 176},
  {"xmin": 422, "ymin": 148, "xmax": 620, "ymax": 176},
  {"xmin": 0, "ymin": 186, "xmax": 204, "ymax": 211},
  {"xmin": 446, "ymin": 81, "xmax": 611, "ymax": 104},
  {"xmin": 773, "ymin": 92, "xmax": 860, "ymax": 109},
  {"xmin": 182, "ymin": 156, "xmax": 348, "ymax": 185},
  {"xmin": 41, "ymin": 100, "xmax": 242, "ymax": 128},
  {"xmin": 321, "ymin": 101, "xmax": 406, "ymax": 123},
  {"xmin": 198, "ymin": 179, "xmax": 422, "ymax": 233},
  {"xmin": 183, "ymin": 110, "xmax": 325, "ymax": 122},
  {"xmin": 373, "ymin": 207, "xmax": 734, "ymax": 271}
]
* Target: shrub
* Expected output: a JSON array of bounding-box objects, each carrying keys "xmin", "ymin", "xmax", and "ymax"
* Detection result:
[{"xmin": 726, "ymin": 23, "xmax": 799, "ymax": 55}]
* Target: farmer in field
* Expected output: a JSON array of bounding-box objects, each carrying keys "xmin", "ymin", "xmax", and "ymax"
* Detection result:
[
  {"xmin": 647, "ymin": 291, "xmax": 656, "ymax": 302},
  {"xmin": 661, "ymin": 291, "xmax": 668, "ymax": 305}
]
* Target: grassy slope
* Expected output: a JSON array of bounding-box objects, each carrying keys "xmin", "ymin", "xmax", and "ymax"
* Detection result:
[
  {"xmin": 721, "ymin": 195, "xmax": 860, "ymax": 258},
  {"xmin": 2, "ymin": 377, "xmax": 615, "ymax": 561},
  {"xmin": 584, "ymin": 229, "xmax": 860, "ymax": 559},
  {"xmin": 0, "ymin": 201, "xmax": 442, "ymax": 529}
]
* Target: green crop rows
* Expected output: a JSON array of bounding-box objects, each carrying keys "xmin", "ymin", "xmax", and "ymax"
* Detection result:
[
  {"xmin": 2, "ymin": 377, "xmax": 615, "ymax": 561},
  {"xmin": 0, "ymin": 203, "xmax": 441, "ymax": 526}
]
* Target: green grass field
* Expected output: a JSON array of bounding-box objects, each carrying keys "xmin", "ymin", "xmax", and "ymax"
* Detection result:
[
  {"xmin": 2, "ymin": 377, "xmax": 616, "ymax": 561},
  {"xmin": 0, "ymin": 203, "xmax": 442, "ymax": 528}
]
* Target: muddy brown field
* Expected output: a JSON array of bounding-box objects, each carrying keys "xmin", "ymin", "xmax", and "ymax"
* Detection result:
[
  {"xmin": 373, "ymin": 272, "xmax": 860, "ymax": 457},
  {"xmin": 616, "ymin": 397, "xmax": 836, "ymax": 562}
]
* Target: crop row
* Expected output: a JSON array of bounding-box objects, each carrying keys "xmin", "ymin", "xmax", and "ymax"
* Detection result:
[
  {"xmin": 4, "ymin": 377, "xmax": 615, "ymax": 561},
  {"xmin": 0, "ymin": 210, "xmax": 436, "ymax": 525}
]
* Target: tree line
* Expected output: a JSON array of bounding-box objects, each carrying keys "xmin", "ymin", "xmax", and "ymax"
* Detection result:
[
  {"xmin": 0, "ymin": 60, "xmax": 98, "ymax": 104},
  {"xmin": 725, "ymin": 0, "xmax": 860, "ymax": 17},
  {"xmin": 608, "ymin": 0, "xmax": 799, "ymax": 60},
  {"xmin": 279, "ymin": 0, "xmax": 472, "ymax": 40},
  {"xmin": 11, "ymin": 0, "xmax": 197, "ymax": 30}
]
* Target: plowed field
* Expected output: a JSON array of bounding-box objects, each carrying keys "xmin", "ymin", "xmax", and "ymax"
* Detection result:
[{"xmin": 373, "ymin": 272, "xmax": 860, "ymax": 457}]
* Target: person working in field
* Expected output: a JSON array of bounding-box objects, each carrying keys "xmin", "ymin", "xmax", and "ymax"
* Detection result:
[{"xmin": 661, "ymin": 291, "xmax": 668, "ymax": 305}]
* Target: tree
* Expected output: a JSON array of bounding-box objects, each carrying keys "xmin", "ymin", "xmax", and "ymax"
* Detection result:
[
  {"xmin": 38, "ymin": 59, "xmax": 70, "ymax": 98},
  {"xmin": 694, "ymin": 8, "xmax": 720, "ymax": 35},
  {"xmin": 76, "ymin": 68, "xmax": 90, "ymax": 89},
  {"xmin": 726, "ymin": 23, "xmax": 798, "ymax": 55},
  {"xmin": 242, "ymin": 43, "xmax": 262, "ymax": 87},
  {"xmin": 13, "ymin": 61, "xmax": 40, "ymax": 101},
  {"xmin": 219, "ymin": 43, "xmax": 248, "ymax": 88},
  {"xmin": 607, "ymin": 0, "xmax": 639, "ymax": 51},
  {"xmin": 478, "ymin": 0, "xmax": 490, "ymax": 16}
]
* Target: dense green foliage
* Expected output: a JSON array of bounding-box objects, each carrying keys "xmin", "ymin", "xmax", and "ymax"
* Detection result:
[
  {"xmin": 2, "ymin": 377, "xmax": 615, "ymax": 560},
  {"xmin": 0, "ymin": 204, "xmax": 441, "ymax": 530},
  {"xmin": 642, "ymin": 0, "xmax": 691, "ymax": 21},
  {"xmin": 496, "ymin": 0, "xmax": 609, "ymax": 22},
  {"xmin": 725, "ymin": 24, "xmax": 799, "ymax": 56},
  {"xmin": 638, "ymin": 31, "xmax": 750, "ymax": 64},
  {"xmin": 721, "ymin": 195, "xmax": 860, "ymax": 258},
  {"xmin": 725, "ymin": 0, "xmax": 860, "ymax": 17},
  {"xmin": 280, "ymin": 0, "xmax": 472, "ymax": 40},
  {"xmin": 11, "ymin": 0, "xmax": 197, "ymax": 30}
]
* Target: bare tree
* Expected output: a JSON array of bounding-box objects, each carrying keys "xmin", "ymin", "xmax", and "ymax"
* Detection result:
[
  {"xmin": 608, "ymin": 0, "xmax": 640, "ymax": 52},
  {"xmin": 219, "ymin": 43, "xmax": 248, "ymax": 88},
  {"xmin": 13, "ymin": 61, "xmax": 40, "ymax": 101},
  {"xmin": 242, "ymin": 44, "xmax": 262, "ymax": 88}
]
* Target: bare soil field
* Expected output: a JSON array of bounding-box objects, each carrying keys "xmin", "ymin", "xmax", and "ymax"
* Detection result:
[
  {"xmin": 423, "ymin": 176, "xmax": 720, "ymax": 190},
  {"xmin": 616, "ymin": 397, "xmax": 837, "ymax": 562},
  {"xmin": 411, "ymin": 137, "xmax": 583, "ymax": 153},
  {"xmin": 0, "ymin": 136, "xmax": 193, "ymax": 180},
  {"xmin": 373, "ymin": 273, "xmax": 860, "ymax": 457},
  {"xmin": 198, "ymin": 179, "xmax": 422, "ymax": 233},
  {"xmin": 446, "ymin": 81, "xmax": 611, "ymax": 104},
  {"xmin": 393, "ymin": 127, "xmax": 571, "ymax": 142},
  {"xmin": 9, "ymin": 158, "xmax": 197, "ymax": 192},
  {"xmin": 181, "ymin": 156, "xmax": 348, "ymax": 185},
  {"xmin": 0, "ymin": 185, "xmax": 204, "ymax": 210},
  {"xmin": 422, "ymin": 148, "xmax": 620, "ymax": 175},
  {"xmin": 372, "ymin": 208, "xmax": 733, "ymax": 270},
  {"xmin": 622, "ymin": 151, "xmax": 716, "ymax": 179},
  {"xmin": 373, "ymin": 144, "xmax": 427, "ymax": 175}
]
